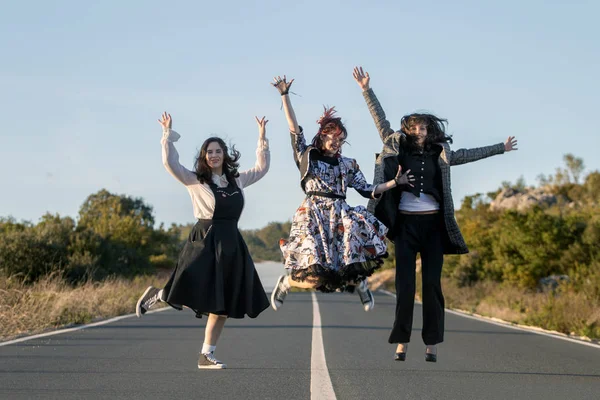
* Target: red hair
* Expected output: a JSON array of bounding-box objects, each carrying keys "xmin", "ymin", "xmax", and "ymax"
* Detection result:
[{"xmin": 310, "ymin": 106, "xmax": 348, "ymax": 153}]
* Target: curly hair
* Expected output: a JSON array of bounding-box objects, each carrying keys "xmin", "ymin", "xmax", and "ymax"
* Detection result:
[
  {"xmin": 400, "ymin": 113, "xmax": 453, "ymax": 151},
  {"xmin": 193, "ymin": 137, "xmax": 241, "ymax": 184}
]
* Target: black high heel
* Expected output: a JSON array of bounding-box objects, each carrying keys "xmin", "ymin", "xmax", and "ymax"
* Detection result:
[
  {"xmin": 425, "ymin": 353, "xmax": 437, "ymax": 362},
  {"xmin": 394, "ymin": 352, "xmax": 406, "ymax": 361}
]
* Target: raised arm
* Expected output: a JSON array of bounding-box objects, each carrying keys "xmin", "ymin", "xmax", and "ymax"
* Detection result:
[
  {"xmin": 449, "ymin": 136, "xmax": 517, "ymax": 166},
  {"xmin": 273, "ymin": 75, "xmax": 300, "ymax": 134},
  {"xmin": 238, "ymin": 116, "xmax": 271, "ymax": 188},
  {"xmin": 159, "ymin": 112, "xmax": 198, "ymax": 186},
  {"xmin": 353, "ymin": 66, "xmax": 395, "ymax": 142},
  {"xmin": 272, "ymin": 75, "xmax": 308, "ymax": 166}
]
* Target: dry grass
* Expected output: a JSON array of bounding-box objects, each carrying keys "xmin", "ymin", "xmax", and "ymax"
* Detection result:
[
  {"xmin": 368, "ymin": 268, "xmax": 395, "ymax": 292},
  {"xmin": 369, "ymin": 270, "xmax": 600, "ymax": 341},
  {"xmin": 3, "ymin": 268, "xmax": 598, "ymax": 343},
  {"xmin": 0, "ymin": 273, "xmax": 169, "ymax": 341}
]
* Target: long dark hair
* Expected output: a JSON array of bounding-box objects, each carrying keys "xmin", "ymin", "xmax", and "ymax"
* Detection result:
[
  {"xmin": 310, "ymin": 106, "xmax": 348, "ymax": 154},
  {"xmin": 400, "ymin": 113, "xmax": 453, "ymax": 152},
  {"xmin": 193, "ymin": 137, "xmax": 241, "ymax": 184}
]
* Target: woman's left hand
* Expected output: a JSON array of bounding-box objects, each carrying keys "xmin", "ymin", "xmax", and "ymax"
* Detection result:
[
  {"xmin": 255, "ymin": 116, "xmax": 268, "ymax": 139},
  {"xmin": 394, "ymin": 166, "xmax": 415, "ymax": 187},
  {"xmin": 504, "ymin": 136, "xmax": 518, "ymax": 152}
]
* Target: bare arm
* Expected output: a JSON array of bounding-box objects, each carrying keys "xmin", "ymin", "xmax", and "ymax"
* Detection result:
[
  {"xmin": 373, "ymin": 166, "xmax": 415, "ymax": 195},
  {"xmin": 282, "ymin": 94, "xmax": 300, "ymax": 134},
  {"xmin": 350, "ymin": 160, "xmax": 414, "ymax": 198},
  {"xmin": 272, "ymin": 75, "xmax": 307, "ymax": 165},
  {"xmin": 272, "ymin": 75, "xmax": 300, "ymax": 133}
]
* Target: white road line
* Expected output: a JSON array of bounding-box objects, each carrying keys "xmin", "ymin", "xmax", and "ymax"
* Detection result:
[
  {"xmin": 311, "ymin": 292, "xmax": 337, "ymax": 400},
  {"xmin": 0, "ymin": 307, "xmax": 171, "ymax": 347},
  {"xmin": 379, "ymin": 289, "xmax": 600, "ymax": 350}
]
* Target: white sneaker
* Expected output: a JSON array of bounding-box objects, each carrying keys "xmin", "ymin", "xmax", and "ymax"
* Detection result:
[
  {"xmin": 271, "ymin": 275, "xmax": 289, "ymax": 311},
  {"xmin": 356, "ymin": 280, "xmax": 374, "ymax": 312},
  {"xmin": 135, "ymin": 286, "xmax": 161, "ymax": 317}
]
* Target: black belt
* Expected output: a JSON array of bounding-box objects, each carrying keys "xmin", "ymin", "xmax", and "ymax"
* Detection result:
[{"xmin": 306, "ymin": 191, "xmax": 346, "ymax": 199}]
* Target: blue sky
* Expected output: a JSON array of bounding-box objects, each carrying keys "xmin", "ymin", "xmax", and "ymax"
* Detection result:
[{"xmin": 1, "ymin": 0, "xmax": 598, "ymax": 230}]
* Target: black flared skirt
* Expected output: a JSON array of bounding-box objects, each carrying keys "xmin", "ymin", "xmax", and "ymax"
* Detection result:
[{"xmin": 162, "ymin": 219, "xmax": 269, "ymax": 319}]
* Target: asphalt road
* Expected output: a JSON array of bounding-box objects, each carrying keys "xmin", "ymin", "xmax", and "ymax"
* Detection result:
[{"xmin": 1, "ymin": 262, "xmax": 599, "ymax": 400}]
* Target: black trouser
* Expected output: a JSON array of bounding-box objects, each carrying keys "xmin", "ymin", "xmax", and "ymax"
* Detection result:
[{"xmin": 389, "ymin": 213, "xmax": 445, "ymax": 345}]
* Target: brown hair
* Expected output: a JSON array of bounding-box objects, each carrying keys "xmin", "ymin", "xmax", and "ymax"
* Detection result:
[
  {"xmin": 193, "ymin": 137, "xmax": 241, "ymax": 184},
  {"xmin": 400, "ymin": 113, "xmax": 453, "ymax": 150}
]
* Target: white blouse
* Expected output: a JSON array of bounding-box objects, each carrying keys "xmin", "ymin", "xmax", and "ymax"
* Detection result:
[{"xmin": 161, "ymin": 128, "xmax": 270, "ymax": 219}]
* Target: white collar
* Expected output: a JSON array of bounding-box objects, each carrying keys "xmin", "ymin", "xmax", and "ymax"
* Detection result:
[{"xmin": 211, "ymin": 173, "xmax": 229, "ymax": 187}]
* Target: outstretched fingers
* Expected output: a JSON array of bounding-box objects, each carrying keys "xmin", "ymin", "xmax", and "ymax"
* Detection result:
[
  {"xmin": 157, "ymin": 111, "xmax": 171, "ymax": 128},
  {"xmin": 405, "ymin": 168, "xmax": 415, "ymax": 187},
  {"xmin": 271, "ymin": 75, "xmax": 293, "ymax": 94},
  {"xmin": 505, "ymin": 136, "xmax": 519, "ymax": 151},
  {"xmin": 255, "ymin": 116, "xmax": 269, "ymax": 128}
]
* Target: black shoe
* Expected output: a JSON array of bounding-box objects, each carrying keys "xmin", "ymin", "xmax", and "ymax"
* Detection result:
[
  {"xmin": 271, "ymin": 275, "xmax": 289, "ymax": 311},
  {"xmin": 394, "ymin": 352, "xmax": 406, "ymax": 361},
  {"xmin": 425, "ymin": 353, "xmax": 437, "ymax": 362},
  {"xmin": 135, "ymin": 286, "xmax": 161, "ymax": 317}
]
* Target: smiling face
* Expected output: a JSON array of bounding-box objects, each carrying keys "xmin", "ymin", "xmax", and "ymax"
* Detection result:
[
  {"xmin": 408, "ymin": 122, "xmax": 427, "ymax": 138},
  {"xmin": 320, "ymin": 122, "xmax": 346, "ymax": 155},
  {"xmin": 405, "ymin": 119, "xmax": 428, "ymax": 145},
  {"xmin": 205, "ymin": 141, "xmax": 224, "ymax": 171}
]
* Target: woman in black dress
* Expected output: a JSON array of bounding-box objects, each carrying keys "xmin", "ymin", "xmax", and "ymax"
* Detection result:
[{"xmin": 136, "ymin": 112, "xmax": 271, "ymax": 369}]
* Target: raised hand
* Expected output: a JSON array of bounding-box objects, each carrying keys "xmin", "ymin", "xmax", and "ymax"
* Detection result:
[
  {"xmin": 158, "ymin": 111, "xmax": 172, "ymax": 130},
  {"xmin": 353, "ymin": 66, "xmax": 370, "ymax": 91},
  {"xmin": 255, "ymin": 116, "xmax": 268, "ymax": 139},
  {"xmin": 272, "ymin": 75, "xmax": 294, "ymax": 95},
  {"xmin": 504, "ymin": 136, "xmax": 518, "ymax": 152},
  {"xmin": 394, "ymin": 166, "xmax": 415, "ymax": 187}
]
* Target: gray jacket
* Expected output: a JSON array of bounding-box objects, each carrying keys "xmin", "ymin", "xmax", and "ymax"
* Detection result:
[{"xmin": 362, "ymin": 88, "xmax": 505, "ymax": 254}]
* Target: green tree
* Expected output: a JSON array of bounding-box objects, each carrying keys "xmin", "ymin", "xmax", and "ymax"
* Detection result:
[
  {"xmin": 74, "ymin": 189, "xmax": 158, "ymax": 279},
  {"xmin": 583, "ymin": 171, "xmax": 600, "ymax": 204},
  {"xmin": 242, "ymin": 221, "xmax": 292, "ymax": 261},
  {"xmin": 564, "ymin": 154, "xmax": 585, "ymax": 184},
  {"xmin": 0, "ymin": 214, "xmax": 75, "ymax": 282}
]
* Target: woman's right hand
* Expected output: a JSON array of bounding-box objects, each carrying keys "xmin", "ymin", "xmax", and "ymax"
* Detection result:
[
  {"xmin": 353, "ymin": 66, "xmax": 370, "ymax": 91},
  {"xmin": 272, "ymin": 75, "xmax": 294, "ymax": 95},
  {"xmin": 158, "ymin": 111, "xmax": 172, "ymax": 130}
]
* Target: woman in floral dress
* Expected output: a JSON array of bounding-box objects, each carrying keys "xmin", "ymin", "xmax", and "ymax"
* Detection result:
[{"xmin": 269, "ymin": 76, "xmax": 414, "ymax": 311}]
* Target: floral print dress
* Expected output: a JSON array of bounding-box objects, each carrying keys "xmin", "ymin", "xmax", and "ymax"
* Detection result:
[{"xmin": 280, "ymin": 130, "xmax": 388, "ymax": 292}]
